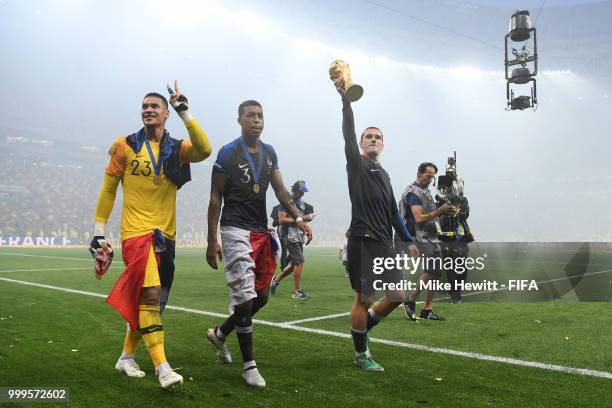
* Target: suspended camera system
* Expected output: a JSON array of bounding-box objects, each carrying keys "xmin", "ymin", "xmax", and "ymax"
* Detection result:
[{"xmin": 505, "ymin": 10, "xmax": 538, "ymax": 111}]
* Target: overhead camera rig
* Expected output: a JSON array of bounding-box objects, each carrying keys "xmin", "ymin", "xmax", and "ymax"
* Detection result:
[{"xmin": 504, "ymin": 10, "xmax": 538, "ymax": 111}]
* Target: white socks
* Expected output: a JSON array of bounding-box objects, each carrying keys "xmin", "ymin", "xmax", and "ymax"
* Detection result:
[
  {"xmin": 156, "ymin": 362, "xmax": 172, "ymax": 376},
  {"xmin": 120, "ymin": 352, "xmax": 135, "ymax": 360}
]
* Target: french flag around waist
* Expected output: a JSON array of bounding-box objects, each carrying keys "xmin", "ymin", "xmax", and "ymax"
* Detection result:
[{"xmin": 106, "ymin": 232, "xmax": 160, "ymax": 331}]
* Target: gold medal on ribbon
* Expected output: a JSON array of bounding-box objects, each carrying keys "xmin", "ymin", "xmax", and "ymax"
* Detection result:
[
  {"xmin": 239, "ymin": 138, "xmax": 264, "ymax": 195},
  {"xmin": 143, "ymin": 132, "xmax": 164, "ymax": 188},
  {"xmin": 329, "ymin": 60, "xmax": 364, "ymax": 102}
]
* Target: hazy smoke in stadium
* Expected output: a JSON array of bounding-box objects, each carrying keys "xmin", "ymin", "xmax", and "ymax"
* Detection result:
[{"xmin": 1, "ymin": 0, "xmax": 611, "ymax": 243}]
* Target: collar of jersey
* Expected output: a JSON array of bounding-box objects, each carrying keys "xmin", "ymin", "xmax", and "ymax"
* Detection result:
[
  {"xmin": 130, "ymin": 127, "xmax": 173, "ymax": 164},
  {"xmin": 362, "ymin": 153, "xmax": 381, "ymax": 166}
]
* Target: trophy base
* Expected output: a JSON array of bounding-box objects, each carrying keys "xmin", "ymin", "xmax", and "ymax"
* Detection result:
[{"xmin": 345, "ymin": 84, "xmax": 363, "ymax": 102}]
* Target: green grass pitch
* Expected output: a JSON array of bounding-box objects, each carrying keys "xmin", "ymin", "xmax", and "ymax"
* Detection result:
[{"xmin": 0, "ymin": 247, "xmax": 611, "ymax": 407}]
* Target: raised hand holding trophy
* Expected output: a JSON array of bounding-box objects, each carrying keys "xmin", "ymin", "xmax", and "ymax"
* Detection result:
[{"xmin": 329, "ymin": 60, "xmax": 363, "ymax": 102}]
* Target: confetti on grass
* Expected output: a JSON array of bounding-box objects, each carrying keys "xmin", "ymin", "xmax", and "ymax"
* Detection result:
[{"xmin": 164, "ymin": 382, "xmax": 193, "ymax": 399}]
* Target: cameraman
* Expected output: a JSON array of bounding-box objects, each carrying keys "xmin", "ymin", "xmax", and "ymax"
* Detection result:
[
  {"xmin": 401, "ymin": 162, "xmax": 456, "ymax": 320},
  {"xmin": 438, "ymin": 199, "xmax": 471, "ymax": 304}
]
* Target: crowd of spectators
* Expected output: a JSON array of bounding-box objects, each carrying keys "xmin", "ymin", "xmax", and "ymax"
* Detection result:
[{"xmin": 1, "ymin": 140, "xmax": 346, "ymax": 246}]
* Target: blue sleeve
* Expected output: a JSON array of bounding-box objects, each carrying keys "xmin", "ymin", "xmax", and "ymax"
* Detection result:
[
  {"xmin": 265, "ymin": 143, "xmax": 279, "ymax": 170},
  {"xmin": 392, "ymin": 203, "xmax": 413, "ymax": 242},
  {"xmin": 213, "ymin": 145, "xmax": 232, "ymax": 175},
  {"xmin": 406, "ymin": 193, "xmax": 422, "ymax": 207}
]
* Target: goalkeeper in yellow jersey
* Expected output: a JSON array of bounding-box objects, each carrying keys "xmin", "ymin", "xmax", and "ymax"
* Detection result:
[{"xmin": 90, "ymin": 81, "xmax": 212, "ymax": 388}]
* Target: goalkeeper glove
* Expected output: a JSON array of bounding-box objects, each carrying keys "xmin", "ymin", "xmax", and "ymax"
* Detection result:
[
  {"xmin": 171, "ymin": 93, "xmax": 189, "ymax": 113},
  {"xmin": 89, "ymin": 236, "xmax": 113, "ymax": 279},
  {"xmin": 167, "ymin": 81, "xmax": 193, "ymax": 123}
]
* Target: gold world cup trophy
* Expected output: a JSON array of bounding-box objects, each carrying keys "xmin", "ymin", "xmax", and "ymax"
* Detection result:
[{"xmin": 329, "ymin": 60, "xmax": 363, "ymax": 102}]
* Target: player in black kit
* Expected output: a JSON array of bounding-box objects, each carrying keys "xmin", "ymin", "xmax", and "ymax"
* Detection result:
[{"xmin": 333, "ymin": 79, "xmax": 417, "ymax": 372}]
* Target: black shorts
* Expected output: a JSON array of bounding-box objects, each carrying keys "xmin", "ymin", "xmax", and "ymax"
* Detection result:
[
  {"xmin": 347, "ymin": 236, "xmax": 403, "ymax": 296},
  {"xmin": 417, "ymin": 242, "xmax": 443, "ymax": 279},
  {"xmin": 286, "ymin": 240, "xmax": 305, "ymax": 265},
  {"xmin": 158, "ymin": 239, "xmax": 176, "ymax": 312}
]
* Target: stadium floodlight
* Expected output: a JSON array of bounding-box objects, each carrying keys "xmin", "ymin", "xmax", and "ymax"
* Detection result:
[{"xmin": 504, "ymin": 10, "xmax": 538, "ymax": 111}]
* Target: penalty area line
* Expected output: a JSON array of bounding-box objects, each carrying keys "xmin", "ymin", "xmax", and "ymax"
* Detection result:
[
  {"xmin": 281, "ymin": 299, "xmax": 431, "ymax": 325},
  {"xmin": 290, "ymin": 268, "xmax": 612, "ymax": 324},
  {"xmin": 1, "ymin": 276, "xmax": 611, "ymax": 380},
  {"xmin": 281, "ymin": 312, "xmax": 350, "ymax": 325}
]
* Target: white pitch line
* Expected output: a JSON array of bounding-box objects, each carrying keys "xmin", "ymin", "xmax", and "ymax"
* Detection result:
[
  {"xmin": 0, "ymin": 267, "xmax": 91, "ymax": 273},
  {"xmin": 483, "ymin": 258, "xmax": 612, "ymax": 267},
  {"xmin": 450, "ymin": 268, "xmax": 612, "ymax": 300},
  {"xmin": 4, "ymin": 251, "xmax": 607, "ymax": 326},
  {"xmin": 529, "ymin": 268, "xmax": 612, "ymax": 285},
  {"xmin": 282, "ymin": 312, "xmax": 350, "ymax": 325},
  {"xmin": 282, "ymin": 299, "xmax": 428, "ymax": 325},
  {"xmin": 0, "ymin": 266, "xmax": 122, "ymax": 274},
  {"xmin": 0, "ymin": 252, "xmax": 93, "ymax": 262},
  {"xmin": 280, "ymin": 269, "xmax": 612, "ymax": 325},
  {"xmin": 1, "ymin": 276, "xmax": 611, "ymax": 380},
  {"xmin": 0, "ymin": 277, "xmax": 108, "ymax": 299}
]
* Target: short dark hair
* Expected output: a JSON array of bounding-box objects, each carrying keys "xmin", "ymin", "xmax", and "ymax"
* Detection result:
[
  {"xmin": 360, "ymin": 126, "xmax": 383, "ymax": 141},
  {"xmin": 418, "ymin": 162, "xmax": 438, "ymax": 174},
  {"xmin": 143, "ymin": 92, "xmax": 168, "ymax": 109},
  {"xmin": 238, "ymin": 100, "xmax": 262, "ymax": 118}
]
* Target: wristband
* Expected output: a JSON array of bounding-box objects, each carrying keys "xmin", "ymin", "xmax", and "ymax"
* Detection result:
[
  {"xmin": 94, "ymin": 221, "xmax": 106, "ymax": 237},
  {"xmin": 178, "ymin": 110, "xmax": 194, "ymax": 124},
  {"xmin": 295, "ymin": 216, "xmax": 303, "ymax": 223}
]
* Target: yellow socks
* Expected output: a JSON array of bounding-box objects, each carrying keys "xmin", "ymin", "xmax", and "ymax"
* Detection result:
[
  {"xmin": 138, "ymin": 304, "xmax": 167, "ymax": 366},
  {"xmin": 122, "ymin": 327, "xmax": 142, "ymax": 355}
]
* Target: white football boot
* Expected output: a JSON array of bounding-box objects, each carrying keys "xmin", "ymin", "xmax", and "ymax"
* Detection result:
[
  {"xmin": 243, "ymin": 366, "xmax": 266, "ymax": 388},
  {"xmin": 115, "ymin": 358, "xmax": 146, "ymax": 378},
  {"xmin": 206, "ymin": 326, "xmax": 232, "ymax": 364},
  {"xmin": 159, "ymin": 370, "xmax": 184, "ymax": 389}
]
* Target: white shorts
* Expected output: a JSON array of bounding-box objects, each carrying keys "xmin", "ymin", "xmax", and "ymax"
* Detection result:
[{"xmin": 220, "ymin": 226, "xmax": 278, "ymax": 313}]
